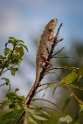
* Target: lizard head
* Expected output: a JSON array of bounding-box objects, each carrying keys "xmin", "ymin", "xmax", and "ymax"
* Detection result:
[{"xmin": 47, "ymin": 19, "xmax": 58, "ymax": 31}]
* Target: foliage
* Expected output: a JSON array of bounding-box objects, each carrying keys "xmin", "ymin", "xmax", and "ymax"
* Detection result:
[
  {"xmin": 0, "ymin": 37, "xmax": 28, "ymax": 124},
  {"xmin": 0, "ymin": 26, "xmax": 83, "ymax": 124}
]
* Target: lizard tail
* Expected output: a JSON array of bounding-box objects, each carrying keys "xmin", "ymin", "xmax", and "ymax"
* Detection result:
[{"xmin": 35, "ymin": 66, "xmax": 40, "ymax": 83}]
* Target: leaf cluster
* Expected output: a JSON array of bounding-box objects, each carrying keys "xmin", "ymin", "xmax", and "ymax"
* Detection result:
[{"xmin": 0, "ymin": 37, "xmax": 28, "ymax": 76}]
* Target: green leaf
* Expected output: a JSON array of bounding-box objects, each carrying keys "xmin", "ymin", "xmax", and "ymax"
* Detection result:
[
  {"xmin": 42, "ymin": 110, "xmax": 51, "ymax": 117},
  {"xmin": 26, "ymin": 116, "xmax": 37, "ymax": 124},
  {"xmin": 6, "ymin": 91, "xmax": 25, "ymax": 104},
  {"xmin": 4, "ymin": 48, "xmax": 11, "ymax": 56},
  {"xmin": 79, "ymin": 102, "xmax": 83, "ymax": 112},
  {"xmin": 73, "ymin": 119, "xmax": 80, "ymax": 124},
  {"xmin": 9, "ymin": 67, "xmax": 18, "ymax": 76},
  {"xmin": 9, "ymin": 103, "xmax": 15, "ymax": 108},
  {"xmin": 47, "ymin": 81, "xmax": 57, "ymax": 87},
  {"xmin": 59, "ymin": 115, "xmax": 73, "ymax": 124},
  {"xmin": 15, "ymin": 46, "xmax": 24, "ymax": 58},
  {"xmin": 61, "ymin": 71, "xmax": 78, "ymax": 84},
  {"xmin": 32, "ymin": 115, "xmax": 47, "ymax": 121},
  {"xmin": 19, "ymin": 43, "xmax": 28, "ymax": 51},
  {"xmin": 1, "ymin": 77, "xmax": 10, "ymax": 86},
  {"xmin": 63, "ymin": 95, "xmax": 72, "ymax": 110},
  {"xmin": 17, "ymin": 40, "xmax": 24, "ymax": 43},
  {"xmin": 8, "ymin": 37, "xmax": 16, "ymax": 44},
  {"xmin": 0, "ymin": 109, "xmax": 24, "ymax": 124},
  {"xmin": 6, "ymin": 92, "xmax": 16, "ymax": 100},
  {"xmin": 78, "ymin": 66, "xmax": 83, "ymax": 75},
  {"xmin": 0, "ymin": 55, "xmax": 4, "ymax": 59}
]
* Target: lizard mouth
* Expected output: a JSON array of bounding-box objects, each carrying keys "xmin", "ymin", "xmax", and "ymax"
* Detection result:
[{"xmin": 48, "ymin": 19, "xmax": 58, "ymax": 30}]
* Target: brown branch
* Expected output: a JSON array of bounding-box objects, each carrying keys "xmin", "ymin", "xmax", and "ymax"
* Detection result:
[{"xmin": 52, "ymin": 47, "xmax": 64, "ymax": 58}]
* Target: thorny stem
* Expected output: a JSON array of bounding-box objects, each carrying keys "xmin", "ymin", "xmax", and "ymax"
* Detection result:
[{"xmin": 26, "ymin": 23, "xmax": 63, "ymax": 106}]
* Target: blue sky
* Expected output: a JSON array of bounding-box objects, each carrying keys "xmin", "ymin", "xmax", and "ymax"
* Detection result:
[
  {"xmin": 0, "ymin": 0, "xmax": 83, "ymax": 42},
  {"xmin": 0, "ymin": 0, "xmax": 83, "ymax": 96}
]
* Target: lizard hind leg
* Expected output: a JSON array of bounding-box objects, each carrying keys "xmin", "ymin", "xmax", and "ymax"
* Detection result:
[
  {"xmin": 41, "ymin": 54, "xmax": 51, "ymax": 67},
  {"xmin": 41, "ymin": 54, "xmax": 47, "ymax": 61}
]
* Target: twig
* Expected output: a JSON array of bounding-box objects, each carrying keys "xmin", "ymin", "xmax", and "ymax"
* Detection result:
[
  {"xmin": 0, "ymin": 83, "xmax": 6, "ymax": 87},
  {"xmin": 65, "ymin": 85, "xmax": 83, "ymax": 104},
  {"xmin": 61, "ymin": 83, "xmax": 83, "ymax": 91},
  {"xmin": 52, "ymin": 47, "xmax": 64, "ymax": 58},
  {"xmin": 36, "ymin": 82, "xmax": 58, "ymax": 95},
  {"xmin": 1, "ymin": 64, "xmax": 17, "ymax": 75},
  {"xmin": 53, "ymin": 56, "xmax": 77, "ymax": 59},
  {"xmin": 32, "ymin": 98, "xmax": 60, "ymax": 109},
  {"xmin": 47, "ymin": 66, "xmax": 79, "ymax": 72}
]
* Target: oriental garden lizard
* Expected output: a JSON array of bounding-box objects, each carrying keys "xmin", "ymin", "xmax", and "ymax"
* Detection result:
[{"xmin": 26, "ymin": 19, "xmax": 58, "ymax": 104}]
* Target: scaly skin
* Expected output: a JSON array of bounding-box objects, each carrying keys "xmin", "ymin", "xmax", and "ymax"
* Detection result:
[{"xmin": 36, "ymin": 18, "xmax": 58, "ymax": 82}]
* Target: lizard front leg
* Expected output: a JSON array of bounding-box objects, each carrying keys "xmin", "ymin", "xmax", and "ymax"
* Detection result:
[{"xmin": 41, "ymin": 54, "xmax": 51, "ymax": 67}]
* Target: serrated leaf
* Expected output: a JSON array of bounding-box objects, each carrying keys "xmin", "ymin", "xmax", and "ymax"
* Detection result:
[
  {"xmin": 32, "ymin": 115, "xmax": 47, "ymax": 121},
  {"xmin": 59, "ymin": 115, "xmax": 73, "ymax": 124},
  {"xmin": 61, "ymin": 71, "xmax": 78, "ymax": 84}
]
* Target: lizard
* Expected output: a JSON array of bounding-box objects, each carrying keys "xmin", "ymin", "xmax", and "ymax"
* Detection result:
[
  {"xmin": 35, "ymin": 18, "xmax": 58, "ymax": 83},
  {"xmin": 26, "ymin": 19, "xmax": 58, "ymax": 104}
]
